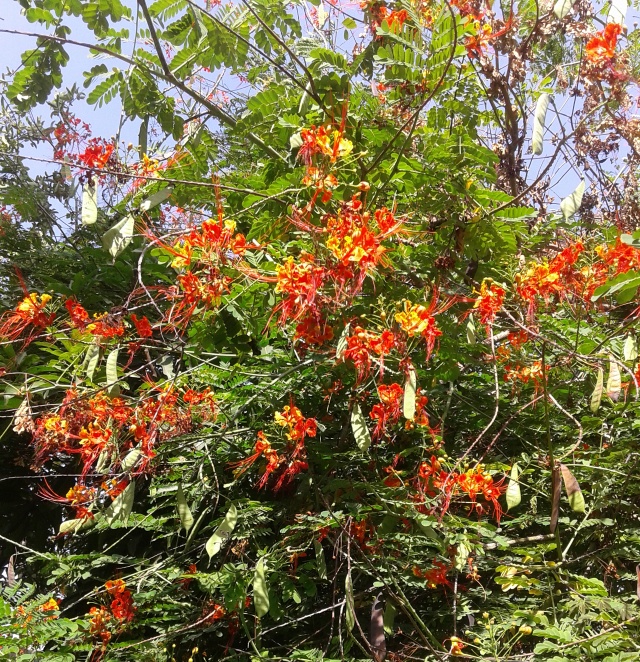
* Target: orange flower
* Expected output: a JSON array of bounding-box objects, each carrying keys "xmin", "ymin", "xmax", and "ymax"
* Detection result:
[
  {"xmin": 586, "ymin": 23, "xmax": 622, "ymax": 64},
  {"xmin": 395, "ymin": 299, "xmax": 442, "ymax": 358},
  {"xmin": 414, "ymin": 559, "xmax": 452, "ymax": 589},
  {"xmin": 274, "ymin": 404, "xmax": 317, "ymax": 442},
  {"xmin": 342, "ymin": 326, "xmax": 397, "ymax": 381},
  {"xmin": 0, "ymin": 292, "xmax": 54, "ymax": 342},
  {"xmin": 65, "ymin": 298, "xmax": 90, "ymax": 329},
  {"xmin": 473, "ymin": 279, "xmax": 505, "ymax": 327},
  {"xmin": 275, "ymin": 254, "xmax": 326, "ymax": 324},
  {"xmin": 88, "ymin": 606, "xmax": 112, "ymax": 644},
  {"xmin": 370, "ymin": 383, "xmax": 403, "ymax": 439},
  {"xmin": 449, "ymin": 636, "xmax": 466, "ymax": 656},
  {"xmin": 130, "ymin": 313, "xmax": 153, "ymax": 338},
  {"xmin": 386, "ymin": 9, "xmax": 408, "ymax": 30},
  {"xmin": 294, "ymin": 314, "xmax": 334, "ymax": 346}
]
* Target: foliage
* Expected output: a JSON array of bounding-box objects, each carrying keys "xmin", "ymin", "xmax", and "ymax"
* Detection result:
[{"xmin": 2, "ymin": 0, "xmax": 640, "ymax": 660}]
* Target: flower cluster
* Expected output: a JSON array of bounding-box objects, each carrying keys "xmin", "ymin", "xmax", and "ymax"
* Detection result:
[
  {"xmin": 395, "ymin": 297, "xmax": 442, "ymax": 359},
  {"xmin": 504, "ymin": 360, "xmax": 546, "ymax": 395},
  {"xmin": 473, "ymin": 279, "xmax": 506, "ymax": 328},
  {"xmin": 33, "ymin": 385, "xmax": 215, "ymax": 516},
  {"xmin": 342, "ymin": 326, "xmax": 396, "ymax": 382},
  {"xmin": 0, "ymin": 292, "xmax": 54, "ymax": 345},
  {"xmin": 325, "ymin": 197, "xmax": 389, "ymax": 272},
  {"xmin": 298, "ymin": 125, "xmax": 353, "ymax": 165},
  {"xmin": 413, "ymin": 560, "xmax": 452, "ymax": 589},
  {"xmin": 87, "ymin": 580, "xmax": 135, "ymax": 648},
  {"xmin": 105, "ymin": 579, "xmax": 135, "ymax": 622},
  {"xmin": 231, "ymin": 403, "xmax": 317, "ymax": 492},
  {"xmin": 14, "ymin": 597, "xmax": 60, "ymax": 627},
  {"xmin": 156, "ymin": 216, "xmax": 248, "ymax": 328},
  {"xmin": 586, "ymin": 23, "xmax": 622, "ymax": 65},
  {"xmin": 515, "ymin": 240, "xmax": 584, "ymax": 315},
  {"xmin": 416, "ymin": 456, "xmax": 506, "ymax": 522}
]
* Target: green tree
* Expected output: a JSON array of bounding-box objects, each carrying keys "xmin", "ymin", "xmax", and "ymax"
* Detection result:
[{"xmin": 2, "ymin": 0, "xmax": 640, "ymax": 660}]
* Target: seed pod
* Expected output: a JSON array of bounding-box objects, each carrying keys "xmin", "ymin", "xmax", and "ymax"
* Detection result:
[
  {"xmin": 560, "ymin": 464, "xmax": 586, "ymax": 513},
  {"xmin": 550, "ymin": 464, "xmax": 561, "ymax": 533}
]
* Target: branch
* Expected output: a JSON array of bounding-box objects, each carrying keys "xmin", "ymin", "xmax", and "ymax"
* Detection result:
[{"xmin": 0, "ymin": 28, "xmax": 286, "ymax": 162}]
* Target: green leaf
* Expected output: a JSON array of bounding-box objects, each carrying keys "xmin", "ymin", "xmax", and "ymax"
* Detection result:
[
  {"xmin": 102, "ymin": 214, "xmax": 135, "ymax": 259},
  {"xmin": 592, "ymin": 270, "xmax": 640, "ymax": 302},
  {"xmin": 403, "ymin": 367, "xmax": 417, "ymax": 420},
  {"xmin": 104, "ymin": 480, "xmax": 135, "ymax": 525},
  {"xmin": 506, "ymin": 463, "xmax": 521, "ymax": 511},
  {"xmin": 560, "ymin": 180, "xmax": 585, "ymax": 220},
  {"xmin": 351, "ymin": 404, "xmax": 371, "ymax": 452},
  {"xmin": 531, "ymin": 94, "xmax": 550, "ymax": 155},
  {"xmin": 176, "ymin": 483, "xmax": 194, "ymax": 532},
  {"xmin": 590, "ymin": 367, "xmax": 604, "ymax": 413},
  {"xmin": 254, "ymin": 558, "xmax": 269, "ymax": 618},
  {"xmin": 205, "ymin": 503, "xmax": 238, "ymax": 559},
  {"xmin": 81, "ymin": 181, "xmax": 98, "ymax": 225}
]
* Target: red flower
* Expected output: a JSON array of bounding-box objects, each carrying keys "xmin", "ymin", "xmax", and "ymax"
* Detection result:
[
  {"xmin": 65, "ymin": 298, "xmax": 90, "ymax": 329},
  {"xmin": 586, "ymin": 23, "xmax": 622, "ymax": 64},
  {"xmin": 386, "ymin": 9, "xmax": 408, "ymax": 30},
  {"xmin": 370, "ymin": 383, "xmax": 403, "ymax": 439},
  {"xmin": 413, "ymin": 559, "xmax": 452, "ymax": 589},
  {"xmin": 77, "ymin": 142, "xmax": 114, "ymax": 170},
  {"xmin": 130, "ymin": 314, "xmax": 153, "ymax": 338},
  {"xmin": 395, "ymin": 297, "xmax": 442, "ymax": 359},
  {"xmin": 0, "ymin": 292, "xmax": 55, "ymax": 343},
  {"xmin": 342, "ymin": 326, "xmax": 397, "ymax": 382},
  {"xmin": 473, "ymin": 279, "xmax": 506, "ymax": 327}
]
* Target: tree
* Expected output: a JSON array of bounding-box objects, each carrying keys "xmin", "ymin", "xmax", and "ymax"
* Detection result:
[{"xmin": 2, "ymin": 0, "xmax": 640, "ymax": 660}]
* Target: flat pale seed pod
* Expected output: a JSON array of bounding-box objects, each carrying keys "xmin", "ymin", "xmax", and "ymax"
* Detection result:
[
  {"xmin": 624, "ymin": 334, "xmax": 637, "ymax": 362},
  {"xmin": 345, "ymin": 572, "xmax": 355, "ymax": 632},
  {"xmin": 553, "ymin": 0, "xmax": 573, "ymax": 18},
  {"xmin": 351, "ymin": 404, "xmax": 371, "ymax": 451},
  {"xmin": 531, "ymin": 94, "xmax": 550, "ymax": 155},
  {"xmin": 590, "ymin": 367, "xmax": 604, "ymax": 413},
  {"xmin": 82, "ymin": 181, "xmax": 98, "ymax": 225},
  {"xmin": 550, "ymin": 465, "xmax": 561, "ymax": 533},
  {"xmin": 205, "ymin": 503, "xmax": 238, "ymax": 559},
  {"xmin": 506, "ymin": 463, "xmax": 521, "ymax": 511},
  {"xmin": 370, "ymin": 594, "xmax": 386, "ymax": 662},
  {"xmin": 254, "ymin": 558, "xmax": 269, "ymax": 617},
  {"xmin": 560, "ymin": 180, "xmax": 585, "ymax": 220},
  {"xmin": 560, "ymin": 464, "xmax": 586, "ymax": 513},
  {"xmin": 403, "ymin": 367, "xmax": 417, "ymax": 420},
  {"xmin": 102, "ymin": 214, "xmax": 135, "ymax": 259},
  {"xmin": 176, "ymin": 484, "xmax": 194, "ymax": 532},
  {"xmin": 606, "ymin": 356, "xmax": 621, "ymax": 402}
]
